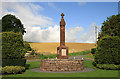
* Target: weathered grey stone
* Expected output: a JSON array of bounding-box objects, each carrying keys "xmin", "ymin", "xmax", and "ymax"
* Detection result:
[{"xmin": 40, "ymin": 59, "xmax": 84, "ymax": 71}]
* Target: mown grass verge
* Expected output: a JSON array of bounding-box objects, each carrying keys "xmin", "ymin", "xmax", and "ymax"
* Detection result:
[
  {"xmin": 68, "ymin": 51, "xmax": 91, "ymax": 56},
  {"xmin": 84, "ymin": 55, "xmax": 94, "ymax": 59},
  {"xmin": 2, "ymin": 60, "xmax": 119, "ymax": 77},
  {"xmin": 38, "ymin": 51, "xmax": 91, "ymax": 59}
]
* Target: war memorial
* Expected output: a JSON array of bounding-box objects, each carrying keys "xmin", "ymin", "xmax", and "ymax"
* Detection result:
[{"xmin": 40, "ymin": 13, "xmax": 84, "ymax": 72}]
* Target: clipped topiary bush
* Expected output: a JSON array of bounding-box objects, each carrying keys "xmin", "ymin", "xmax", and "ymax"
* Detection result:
[
  {"xmin": 2, "ymin": 66, "xmax": 25, "ymax": 74},
  {"xmin": 2, "ymin": 59, "xmax": 26, "ymax": 67},
  {"xmin": 2, "ymin": 32, "xmax": 26, "ymax": 67},
  {"xmin": 95, "ymin": 36, "xmax": 120, "ymax": 65},
  {"xmin": 2, "ymin": 32, "xmax": 25, "ymax": 59}
]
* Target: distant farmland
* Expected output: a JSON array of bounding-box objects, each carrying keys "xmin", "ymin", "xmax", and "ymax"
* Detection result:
[{"xmin": 29, "ymin": 43, "xmax": 96, "ymax": 55}]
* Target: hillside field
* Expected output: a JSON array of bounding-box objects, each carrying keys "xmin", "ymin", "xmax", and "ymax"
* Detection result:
[{"xmin": 29, "ymin": 43, "xmax": 96, "ymax": 55}]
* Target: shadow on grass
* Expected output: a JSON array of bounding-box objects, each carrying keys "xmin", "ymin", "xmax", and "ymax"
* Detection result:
[{"xmin": 25, "ymin": 64, "xmax": 30, "ymax": 70}]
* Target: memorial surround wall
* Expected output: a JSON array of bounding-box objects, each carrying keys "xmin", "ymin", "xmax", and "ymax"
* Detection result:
[{"xmin": 40, "ymin": 59, "xmax": 84, "ymax": 71}]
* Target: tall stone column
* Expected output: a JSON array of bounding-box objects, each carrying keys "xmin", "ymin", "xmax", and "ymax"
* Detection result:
[
  {"xmin": 57, "ymin": 13, "xmax": 68, "ymax": 59},
  {"xmin": 60, "ymin": 13, "xmax": 65, "ymax": 46}
]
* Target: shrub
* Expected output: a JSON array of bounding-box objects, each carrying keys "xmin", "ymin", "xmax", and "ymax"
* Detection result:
[
  {"xmin": 2, "ymin": 58, "xmax": 26, "ymax": 67},
  {"xmin": 31, "ymin": 49, "xmax": 35, "ymax": 55},
  {"xmin": 30, "ymin": 49, "xmax": 38, "ymax": 55},
  {"xmin": 2, "ymin": 66, "xmax": 25, "ymax": 74},
  {"xmin": 96, "ymin": 64, "xmax": 120, "ymax": 70},
  {"xmin": 92, "ymin": 61, "xmax": 97, "ymax": 66},
  {"xmin": 91, "ymin": 48, "xmax": 96, "ymax": 54},
  {"xmin": 0, "ymin": 66, "xmax": 1, "ymax": 71},
  {"xmin": 2, "ymin": 32, "xmax": 26, "ymax": 59},
  {"xmin": 94, "ymin": 36, "xmax": 120, "ymax": 65},
  {"xmin": 24, "ymin": 41, "xmax": 32, "ymax": 51}
]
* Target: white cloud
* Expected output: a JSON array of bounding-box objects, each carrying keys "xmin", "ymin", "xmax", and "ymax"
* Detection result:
[
  {"xmin": 1, "ymin": 2, "xmax": 58, "ymax": 42},
  {"xmin": 24, "ymin": 25, "xmax": 84, "ymax": 42},
  {"xmin": 1, "ymin": 2, "xmax": 99, "ymax": 43},
  {"xmin": 47, "ymin": 2, "xmax": 62, "ymax": 14},
  {"xmin": 2, "ymin": 2, "xmax": 54, "ymax": 28},
  {"xmin": 80, "ymin": 23, "xmax": 99, "ymax": 43},
  {"xmin": 23, "ymin": 25, "xmax": 60, "ymax": 42},
  {"xmin": 48, "ymin": 3, "xmax": 56, "ymax": 8},
  {"xmin": 28, "ymin": 3, "xmax": 44, "ymax": 11},
  {"xmin": 78, "ymin": 2, "xmax": 87, "ymax": 6},
  {"xmin": 66, "ymin": 26, "xmax": 83, "ymax": 42}
]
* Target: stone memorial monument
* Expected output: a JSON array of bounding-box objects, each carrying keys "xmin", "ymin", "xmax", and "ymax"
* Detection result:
[
  {"xmin": 40, "ymin": 13, "xmax": 84, "ymax": 72},
  {"xmin": 57, "ymin": 13, "xmax": 68, "ymax": 59}
]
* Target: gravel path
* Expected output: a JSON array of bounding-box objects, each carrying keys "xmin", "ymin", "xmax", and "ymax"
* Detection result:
[
  {"xmin": 30, "ymin": 67, "xmax": 95, "ymax": 73},
  {"xmin": 69, "ymin": 55, "xmax": 85, "ymax": 59},
  {"xmin": 69, "ymin": 55, "xmax": 94, "ymax": 61}
]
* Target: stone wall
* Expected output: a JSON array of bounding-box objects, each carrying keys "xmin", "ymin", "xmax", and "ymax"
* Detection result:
[{"xmin": 40, "ymin": 59, "xmax": 84, "ymax": 71}]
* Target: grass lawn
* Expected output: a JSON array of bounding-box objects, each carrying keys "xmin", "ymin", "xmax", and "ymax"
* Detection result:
[
  {"xmin": 38, "ymin": 51, "xmax": 91, "ymax": 59},
  {"xmin": 69, "ymin": 51, "xmax": 91, "ymax": 56},
  {"xmin": 2, "ymin": 60, "xmax": 119, "ymax": 77},
  {"xmin": 25, "ymin": 61, "xmax": 41, "ymax": 69},
  {"xmin": 84, "ymin": 55, "xmax": 94, "ymax": 59}
]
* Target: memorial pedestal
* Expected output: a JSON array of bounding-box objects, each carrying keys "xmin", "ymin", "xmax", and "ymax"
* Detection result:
[
  {"xmin": 40, "ymin": 59, "xmax": 84, "ymax": 72},
  {"xmin": 57, "ymin": 46, "xmax": 68, "ymax": 59}
]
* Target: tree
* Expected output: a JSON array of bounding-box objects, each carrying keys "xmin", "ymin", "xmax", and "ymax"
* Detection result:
[
  {"xmin": 0, "ymin": 19, "xmax": 1, "ymax": 32},
  {"xmin": 2, "ymin": 14, "xmax": 26, "ymax": 35},
  {"xmin": 99, "ymin": 14, "xmax": 120, "ymax": 39}
]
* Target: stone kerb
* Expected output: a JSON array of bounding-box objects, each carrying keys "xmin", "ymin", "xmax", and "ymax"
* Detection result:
[{"xmin": 40, "ymin": 59, "xmax": 84, "ymax": 72}]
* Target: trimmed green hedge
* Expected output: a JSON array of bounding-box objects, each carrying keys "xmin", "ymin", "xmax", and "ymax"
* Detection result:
[
  {"xmin": 2, "ymin": 32, "xmax": 26, "ymax": 59},
  {"xmin": 2, "ymin": 32, "xmax": 26, "ymax": 67},
  {"xmin": 2, "ymin": 66, "xmax": 25, "ymax": 74},
  {"xmin": 95, "ymin": 36, "xmax": 120, "ymax": 65},
  {"xmin": 2, "ymin": 58, "xmax": 26, "ymax": 67},
  {"xmin": 96, "ymin": 64, "xmax": 120, "ymax": 70}
]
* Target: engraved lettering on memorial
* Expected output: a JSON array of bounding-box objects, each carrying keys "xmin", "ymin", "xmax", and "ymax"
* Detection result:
[
  {"xmin": 62, "ymin": 49, "xmax": 66, "ymax": 56},
  {"xmin": 57, "ymin": 50, "xmax": 59, "ymax": 54}
]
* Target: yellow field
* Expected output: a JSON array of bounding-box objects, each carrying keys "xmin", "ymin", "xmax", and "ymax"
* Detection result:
[{"xmin": 29, "ymin": 43, "xmax": 96, "ymax": 55}]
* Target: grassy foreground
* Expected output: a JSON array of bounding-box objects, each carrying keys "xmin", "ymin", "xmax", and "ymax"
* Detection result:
[
  {"xmin": 38, "ymin": 51, "xmax": 91, "ymax": 59},
  {"xmin": 69, "ymin": 51, "xmax": 91, "ymax": 56},
  {"xmin": 2, "ymin": 60, "xmax": 118, "ymax": 77},
  {"xmin": 84, "ymin": 54, "xmax": 94, "ymax": 59}
]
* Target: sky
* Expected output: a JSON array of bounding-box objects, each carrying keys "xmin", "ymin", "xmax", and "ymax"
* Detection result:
[{"xmin": 1, "ymin": 1, "xmax": 119, "ymax": 43}]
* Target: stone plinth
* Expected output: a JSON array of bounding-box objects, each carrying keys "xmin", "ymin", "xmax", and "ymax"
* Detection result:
[
  {"xmin": 57, "ymin": 46, "xmax": 68, "ymax": 59},
  {"xmin": 40, "ymin": 59, "xmax": 84, "ymax": 71}
]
